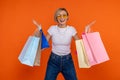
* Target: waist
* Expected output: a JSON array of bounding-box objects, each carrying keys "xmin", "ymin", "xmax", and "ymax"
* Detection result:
[
  {"xmin": 52, "ymin": 45, "xmax": 71, "ymax": 55},
  {"xmin": 49, "ymin": 52, "xmax": 73, "ymax": 65},
  {"xmin": 51, "ymin": 52, "xmax": 71, "ymax": 58}
]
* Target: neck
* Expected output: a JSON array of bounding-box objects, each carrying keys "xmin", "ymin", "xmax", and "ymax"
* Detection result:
[{"xmin": 58, "ymin": 24, "xmax": 67, "ymax": 28}]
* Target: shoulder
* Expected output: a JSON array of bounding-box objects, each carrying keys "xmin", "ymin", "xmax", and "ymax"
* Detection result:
[
  {"xmin": 48, "ymin": 25, "xmax": 57, "ymax": 30},
  {"xmin": 67, "ymin": 25, "xmax": 76, "ymax": 31},
  {"xmin": 47, "ymin": 25, "xmax": 57, "ymax": 35},
  {"xmin": 67, "ymin": 25, "xmax": 77, "ymax": 36}
]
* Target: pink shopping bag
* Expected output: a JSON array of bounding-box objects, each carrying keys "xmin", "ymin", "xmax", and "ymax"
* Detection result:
[{"xmin": 82, "ymin": 32, "xmax": 109, "ymax": 66}]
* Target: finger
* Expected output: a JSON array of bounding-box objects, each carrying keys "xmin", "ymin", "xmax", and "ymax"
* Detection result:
[
  {"xmin": 32, "ymin": 19, "xmax": 42, "ymax": 30},
  {"xmin": 33, "ymin": 19, "xmax": 37, "ymax": 24},
  {"xmin": 33, "ymin": 19, "xmax": 39, "ymax": 26},
  {"xmin": 89, "ymin": 20, "xmax": 96, "ymax": 26}
]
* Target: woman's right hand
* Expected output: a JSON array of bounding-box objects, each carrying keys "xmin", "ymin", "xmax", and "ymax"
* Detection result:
[{"xmin": 33, "ymin": 19, "xmax": 42, "ymax": 31}]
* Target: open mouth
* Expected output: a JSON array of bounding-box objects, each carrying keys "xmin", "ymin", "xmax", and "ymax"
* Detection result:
[{"xmin": 59, "ymin": 19, "xmax": 65, "ymax": 23}]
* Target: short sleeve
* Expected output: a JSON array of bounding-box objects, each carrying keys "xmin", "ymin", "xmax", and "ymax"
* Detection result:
[
  {"xmin": 47, "ymin": 26, "xmax": 54, "ymax": 36},
  {"xmin": 70, "ymin": 26, "xmax": 77, "ymax": 36}
]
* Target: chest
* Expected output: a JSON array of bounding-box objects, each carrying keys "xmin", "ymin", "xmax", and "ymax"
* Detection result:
[{"xmin": 51, "ymin": 28, "xmax": 73, "ymax": 45}]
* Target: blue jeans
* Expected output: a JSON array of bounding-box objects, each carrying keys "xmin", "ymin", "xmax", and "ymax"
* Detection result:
[{"xmin": 44, "ymin": 52, "xmax": 77, "ymax": 80}]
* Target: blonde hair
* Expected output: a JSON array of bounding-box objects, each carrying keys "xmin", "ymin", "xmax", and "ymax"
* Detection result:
[{"xmin": 54, "ymin": 8, "xmax": 69, "ymax": 22}]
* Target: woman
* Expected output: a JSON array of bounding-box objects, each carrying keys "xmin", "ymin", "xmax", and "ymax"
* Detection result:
[
  {"xmin": 44, "ymin": 8, "xmax": 79, "ymax": 80},
  {"xmin": 33, "ymin": 8, "xmax": 80, "ymax": 80}
]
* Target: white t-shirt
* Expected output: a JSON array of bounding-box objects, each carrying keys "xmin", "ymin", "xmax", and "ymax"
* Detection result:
[{"xmin": 48, "ymin": 25, "xmax": 77, "ymax": 55}]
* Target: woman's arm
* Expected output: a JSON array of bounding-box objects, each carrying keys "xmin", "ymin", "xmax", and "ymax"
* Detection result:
[
  {"xmin": 73, "ymin": 33, "xmax": 80, "ymax": 40},
  {"xmin": 46, "ymin": 32, "xmax": 51, "ymax": 42},
  {"xmin": 32, "ymin": 19, "xmax": 51, "ymax": 42}
]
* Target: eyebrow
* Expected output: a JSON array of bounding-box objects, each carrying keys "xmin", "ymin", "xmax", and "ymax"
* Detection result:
[{"xmin": 57, "ymin": 14, "xmax": 67, "ymax": 15}]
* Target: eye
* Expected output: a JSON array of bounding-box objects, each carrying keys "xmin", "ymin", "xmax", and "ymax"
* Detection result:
[
  {"xmin": 57, "ymin": 15, "xmax": 61, "ymax": 19},
  {"xmin": 57, "ymin": 14, "xmax": 68, "ymax": 19},
  {"xmin": 63, "ymin": 15, "xmax": 67, "ymax": 18}
]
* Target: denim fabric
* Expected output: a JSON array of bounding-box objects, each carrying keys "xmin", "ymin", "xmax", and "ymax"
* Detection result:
[{"xmin": 44, "ymin": 52, "xmax": 77, "ymax": 80}]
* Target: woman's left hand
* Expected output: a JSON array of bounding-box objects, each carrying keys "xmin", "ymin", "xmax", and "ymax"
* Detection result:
[{"xmin": 85, "ymin": 20, "xmax": 96, "ymax": 33}]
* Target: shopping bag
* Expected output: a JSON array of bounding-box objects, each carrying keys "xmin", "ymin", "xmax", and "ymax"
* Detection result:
[
  {"xmin": 33, "ymin": 40, "xmax": 41, "ymax": 66},
  {"xmin": 40, "ymin": 29, "xmax": 49, "ymax": 49},
  {"xmin": 75, "ymin": 40, "xmax": 91, "ymax": 68},
  {"xmin": 18, "ymin": 36, "xmax": 40, "ymax": 66},
  {"xmin": 82, "ymin": 33, "xmax": 96, "ymax": 66},
  {"xmin": 33, "ymin": 29, "xmax": 50, "ymax": 66},
  {"xmin": 32, "ymin": 20, "xmax": 49, "ymax": 49},
  {"xmin": 82, "ymin": 32, "xmax": 109, "ymax": 66},
  {"xmin": 33, "ymin": 30, "xmax": 41, "ymax": 66}
]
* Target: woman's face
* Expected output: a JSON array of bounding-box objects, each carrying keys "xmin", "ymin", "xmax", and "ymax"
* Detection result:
[{"xmin": 56, "ymin": 10, "xmax": 68, "ymax": 25}]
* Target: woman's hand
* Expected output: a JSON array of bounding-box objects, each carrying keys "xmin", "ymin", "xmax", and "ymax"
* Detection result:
[
  {"xmin": 33, "ymin": 19, "xmax": 42, "ymax": 31},
  {"xmin": 85, "ymin": 20, "xmax": 96, "ymax": 33}
]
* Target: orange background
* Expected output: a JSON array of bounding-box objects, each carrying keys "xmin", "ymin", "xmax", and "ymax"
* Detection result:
[{"xmin": 0, "ymin": 0, "xmax": 120, "ymax": 80}]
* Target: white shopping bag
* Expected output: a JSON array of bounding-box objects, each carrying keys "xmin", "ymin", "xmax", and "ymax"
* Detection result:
[{"xmin": 18, "ymin": 36, "xmax": 40, "ymax": 66}]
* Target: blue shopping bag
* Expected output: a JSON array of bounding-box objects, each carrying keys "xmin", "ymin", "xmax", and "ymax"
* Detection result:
[
  {"xmin": 18, "ymin": 36, "xmax": 40, "ymax": 66},
  {"xmin": 40, "ymin": 29, "xmax": 49, "ymax": 49}
]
